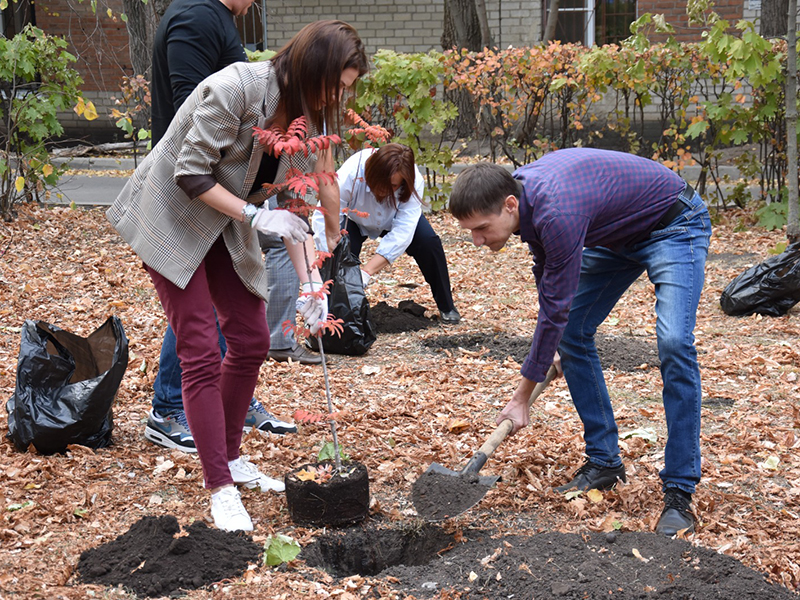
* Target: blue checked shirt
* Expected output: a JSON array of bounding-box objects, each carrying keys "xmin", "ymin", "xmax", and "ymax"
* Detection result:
[{"xmin": 514, "ymin": 148, "xmax": 686, "ymax": 382}]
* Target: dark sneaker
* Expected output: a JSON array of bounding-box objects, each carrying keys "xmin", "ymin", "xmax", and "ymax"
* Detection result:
[
  {"xmin": 656, "ymin": 487, "xmax": 695, "ymax": 536},
  {"xmin": 243, "ymin": 398, "xmax": 298, "ymax": 434},
  {"xmin": 439, "ymin": 309, "xmax": 461, "ymax": 325},
  {"xmin": 555, "ymin": 459, "xmax": 626, "ymax": 493},
  {"xmin": 144, "ymin": 409, "xmax": 197, "ymax": 453},
  {"xmin": 268, "ymin": 344, "xmax": 322, "ymax": 365}
]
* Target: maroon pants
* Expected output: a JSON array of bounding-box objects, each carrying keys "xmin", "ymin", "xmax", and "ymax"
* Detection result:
[{"xmin": 145, "ymin": 237, "xmax": 270, "ymax": 489}]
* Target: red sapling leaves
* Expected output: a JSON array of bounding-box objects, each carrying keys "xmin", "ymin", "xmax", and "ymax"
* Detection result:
[
  {"xmin": 293, "ymin": 409, "xmax": 341, "ymax": 424},
  {"xmin": 343, "ymin": 207, "xmax": 370, "ymax": 219},
  {"xmin": 312, "ymin": 251, "xmax": 332, "ymax": 270}
]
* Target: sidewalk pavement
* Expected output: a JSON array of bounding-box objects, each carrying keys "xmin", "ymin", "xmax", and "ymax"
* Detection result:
[
  {"xmin": 51, "ymin": 155, "xmax": 755, "ymax": 208},
  {"xmin": 49, "ymin": 157, "xmax": 138, "ymax": 207}
]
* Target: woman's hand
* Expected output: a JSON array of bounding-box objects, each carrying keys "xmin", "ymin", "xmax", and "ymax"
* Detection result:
[
  {"xmin": 296, "ymin": 282, "xmax": 328, "ymax": 334},
  {"xmin": 326, "ymin": 228, "xmax": 342, "ymax": 253},
  {"xmin": 251, "ymin": 208, "xmax": 308, "ymax": 244}
]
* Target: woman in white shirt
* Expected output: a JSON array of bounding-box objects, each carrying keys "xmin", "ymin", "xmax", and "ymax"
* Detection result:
[{"xmin": 313, "ymin": 143, "xmax": 460, "ymax": 324}]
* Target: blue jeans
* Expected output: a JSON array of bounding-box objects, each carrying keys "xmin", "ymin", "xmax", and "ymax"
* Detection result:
[
  {"xmin": 557, "ymin": 191, "xmax": 711, "ymax": 494},
  {"xmin": 152, "ymin": 321, "xmax": 228, "ymax": 415}
]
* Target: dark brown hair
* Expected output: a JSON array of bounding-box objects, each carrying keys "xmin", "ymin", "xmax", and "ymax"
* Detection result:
[
  {"xmin": 271, "ymin": 20, "xmax": 368, "ymax": 133},
  {"xmin": 449, "ymin": 162, "xmax": 519, "ymax": 219},
  {"xmin": 363, "ymin": 143, "xmax": 418, "ymax": 209}
]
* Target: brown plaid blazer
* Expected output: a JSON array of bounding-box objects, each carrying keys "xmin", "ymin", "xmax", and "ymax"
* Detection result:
[{"xmin": 107, "ymin": 61, "xmax": 315, "ymax": 300}]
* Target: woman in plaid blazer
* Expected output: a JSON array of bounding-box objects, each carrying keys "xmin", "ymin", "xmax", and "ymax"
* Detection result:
[{"xmin": 108, "ymin": 20, "xmax": 367, "ymax": 531}]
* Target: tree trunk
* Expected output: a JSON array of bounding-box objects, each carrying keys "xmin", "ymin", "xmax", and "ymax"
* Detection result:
[
  {"xmin": 152, "ymin": 0, "xmax": 173, "ymax": 22},
  {"xmin": 543, "ymin": 0, "xmax": 561, "ymax": 43},
  {"xmin": 474, "ymin": 0, "xmax": 493, "ymax": 48},
  {"xmin": 760, "ymin": 0, "xmax": 789, "ymax": 37},
  {"xmin": 442, "ymin": 0, "xmax": 483, "ymax": 51},
  {"xmin": 785, "ymin": 0, "xmax": 799, "ymax": 241},
  {"xmin": 122, "ymin": 0, "xmax": 157, "ymax": 78},
  {"xmin": 442, "ymin": 0, "xmax": 483, "ymax": 138}
]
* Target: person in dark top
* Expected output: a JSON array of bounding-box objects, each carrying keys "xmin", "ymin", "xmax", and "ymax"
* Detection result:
[
  {"xmin": 150, "ymin": 0, "xmax": 251, "ymax": 145},
  {"xmin": 144, "ymin": 0, "xmax": 301, "ymax": 459},
  {"xmin": 449, "ymin": 148, "xmax": 712, "ymax": 537}
]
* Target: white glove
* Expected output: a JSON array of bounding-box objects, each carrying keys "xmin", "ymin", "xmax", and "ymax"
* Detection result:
[
  {"xmin": 251, "ymin": 208, "xmax": 308, "ymax": 244},
  {"xmin": 296, "ymin": 282, "xmax": 328, "ymax": 334},
  {"xmin": 360, "ymin": 269, "xmax": 371, "ymax": 287}
]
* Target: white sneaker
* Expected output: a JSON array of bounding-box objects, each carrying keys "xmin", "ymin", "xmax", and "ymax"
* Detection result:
[
  {"xmin": 210, "ymin": 487, "xmax": 253, "ymax": 532},
  {"xmin": 228, "ymin": 456, "xmax": 285, "ymax": 493}
]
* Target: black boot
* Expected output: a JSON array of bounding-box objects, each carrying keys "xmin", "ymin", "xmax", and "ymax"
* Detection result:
[
  {"xmin": 655, "ymin": 487, "xmax": 695, "ymax": 536},
  {"xmin": 554, "ymin": 459, "xmax": 626, "ymax": 493},
  {"xmin": 439, "ymin": 309, "xmax": 461, "ymax": 324}
]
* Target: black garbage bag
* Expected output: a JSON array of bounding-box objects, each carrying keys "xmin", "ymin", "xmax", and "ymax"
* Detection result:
[
  {"xmin": 6, "ymin": 316, "xmax": 129, "ymax": 454},
  {"xmin": 308, "ymin": 234, "xmax": 376, "ymax": 355},
  {"xmin": 720, "ymin": 242, "xmax": 800, "ymax": 317}
]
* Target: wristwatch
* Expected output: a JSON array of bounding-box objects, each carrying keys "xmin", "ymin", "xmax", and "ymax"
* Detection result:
[{"xmin": 241, "ymin": 203, "xmax": 258, "ymax": 225}]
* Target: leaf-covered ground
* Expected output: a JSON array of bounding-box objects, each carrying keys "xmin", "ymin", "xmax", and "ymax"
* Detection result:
[{"xmin": 1, "ymin": 203, "xmax": 799, "ymax": 599}]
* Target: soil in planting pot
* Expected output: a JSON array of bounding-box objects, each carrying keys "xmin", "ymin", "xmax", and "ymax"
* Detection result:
[
  {"xmin": 77, "ymin": 515, "xmax": 261, "ymax": 598},
  {"xmin": 423, "ymin": 332, "xmax": 660, "ymax": 372},
  {"xmin": 370, "ymin": 300, "xmax": 438, "ymax": 333},
  {"xmin": 285, "ymin": 461, "xmax": 370, "ymax": 527},
  {"xmin": 411, "ymin": 470, "xmax": 491, "ymax": 521},
  {"xmin": 304, "ymin": 524, "xmax": 798, "ymax": 599}
]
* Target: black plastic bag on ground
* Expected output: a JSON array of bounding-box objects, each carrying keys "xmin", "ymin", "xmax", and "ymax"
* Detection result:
[
  {"xmin": 308, "ymin": 235, "xmax": 376, "ymax": 355},
  {"xmin": 720, "ymin": 242, "xmax": 800, "ymax": 317},
  {"xmin": 6, "ymin": 316, "xmax": 129, "ymax": 454}
]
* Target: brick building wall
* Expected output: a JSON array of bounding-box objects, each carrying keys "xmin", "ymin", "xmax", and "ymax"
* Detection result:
[
  {"xmin": 637, "ymin": 0, "xmax": 744, "ymax": 42},
  {"xmin": 34, "ymin": 0, "xmax": 132, "ymax": 141},
  {"xmin": 263, "ymin": 0, "xmax": 540, "ymax": 55}
]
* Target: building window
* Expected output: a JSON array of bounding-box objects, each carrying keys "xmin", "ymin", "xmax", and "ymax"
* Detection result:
[
  {"xmin": 542, "ymin": 0, "xmax": 637, "ymax": 46},
  {"xmin": 597, "ymin": 0, "xmax": 637, "ymax": 45},
  {"xmin": 236, "ymin": 0, "xmax": 268, "ymax": 51},
  {"xmin": 1, "ymin": 0, "xmax": 35, "ymax": 38}
]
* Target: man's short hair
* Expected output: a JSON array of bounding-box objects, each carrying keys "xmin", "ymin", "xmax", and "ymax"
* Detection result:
[{"xmin": 449, "ymin": 162, "xmax": 519, "ymax": 219}]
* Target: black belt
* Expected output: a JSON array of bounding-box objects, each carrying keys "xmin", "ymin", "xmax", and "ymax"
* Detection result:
[{"xmin": 653, "ymin": 183, "xmax": 695, "ymax": 230}]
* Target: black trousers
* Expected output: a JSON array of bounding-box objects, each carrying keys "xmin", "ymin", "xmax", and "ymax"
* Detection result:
[{"xmin": 346, "ymin": 214, "xmax": 456, "ymax": 313}]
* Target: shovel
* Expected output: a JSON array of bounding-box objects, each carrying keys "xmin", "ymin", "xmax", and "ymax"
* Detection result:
[{"xmin": 412, "ymin": 365, "xmax": 558, "ymax": 521}]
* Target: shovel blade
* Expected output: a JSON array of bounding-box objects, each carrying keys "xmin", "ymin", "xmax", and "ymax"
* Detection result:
[
  {"xmin": 412, "ymin": 463, "xmax": 500, "ymax": 521},
  {"xmin": 425, "ymin": 462, "xmax": 500, "ymax": 488}
]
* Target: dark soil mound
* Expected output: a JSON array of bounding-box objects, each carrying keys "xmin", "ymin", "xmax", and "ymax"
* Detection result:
[
  {"xmin": 77, "ymin": 515, "xmax": 261, "ymax": 597},
  {"xmin": 423, "ymin": 332, "xmax": 659, "ymax": 371},
  {"xmin": 304, "ymin": 524, "xmax": 798, "ymax": 599},
  {"xmin": 370, "ymin": 300, "xmax": 438, "ymax": 333},
  {"xmin": 411, "ymin": 470, "xmax": 491, "ymax": 521}
]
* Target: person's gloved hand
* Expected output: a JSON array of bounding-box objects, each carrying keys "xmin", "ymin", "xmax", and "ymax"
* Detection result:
[
  {"xmin": 296, "ymin": 282, "xmax": 328, "ymax": 334},
  {"xmin": 360, "ymin": 269, "xmax": 371, "ymax": 288},
  {"xmin": 251, "ymin": 208, "xmax": 308, "ymax": 244}
]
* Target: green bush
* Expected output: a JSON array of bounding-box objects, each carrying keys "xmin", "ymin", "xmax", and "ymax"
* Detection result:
[
  {"xmin": 0, "ymin": 24, "xmax": 95, "ymax": 219},
  {"xmin": 356, "ymin": 50, "xmax": 458, "ymax": 210},
  {"xmin": 440, "ymin": 12, "xmax": 796, "ymax": 226}
]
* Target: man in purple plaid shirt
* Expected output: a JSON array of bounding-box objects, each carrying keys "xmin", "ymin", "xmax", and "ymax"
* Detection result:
[{"xmin": 450, "ymin": 148, "xmax": 711, "ymax": 536}]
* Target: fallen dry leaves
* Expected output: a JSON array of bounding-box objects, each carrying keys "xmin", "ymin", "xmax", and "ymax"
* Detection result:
[{"xmin": 0, "ymin": 202, "xmax": 799, "ymax": 598}]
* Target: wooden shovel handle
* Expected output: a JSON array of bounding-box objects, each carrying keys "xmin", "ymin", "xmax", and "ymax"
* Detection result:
[{"xmin": 475, "ymin": 364, "xmax": 559, "ymax": 459}]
